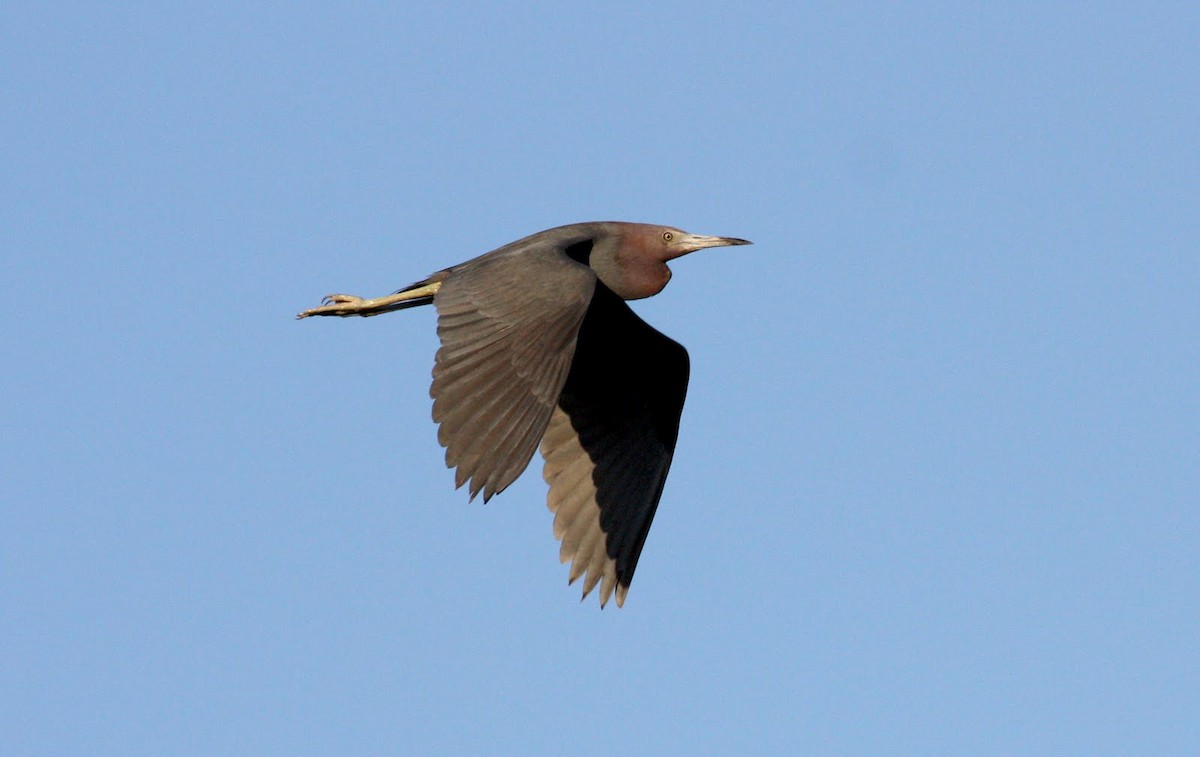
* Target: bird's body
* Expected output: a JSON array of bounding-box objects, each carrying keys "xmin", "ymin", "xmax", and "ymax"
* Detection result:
[{"xmin": 299, "ymin": 222, "xmax": 750, "ymax": 606}]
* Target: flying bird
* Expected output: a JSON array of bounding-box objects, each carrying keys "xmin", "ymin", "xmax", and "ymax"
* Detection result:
[{"xmin": 298, "ymin": 221, "xmax": 751, "ymax": 606}]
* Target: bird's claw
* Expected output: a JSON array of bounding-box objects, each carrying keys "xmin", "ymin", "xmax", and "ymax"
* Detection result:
[{"xmin": 296, "ymin": 294, "xmax": 366, "ymax": 319}]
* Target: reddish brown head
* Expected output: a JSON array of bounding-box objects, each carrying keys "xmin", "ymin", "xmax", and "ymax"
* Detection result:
[{"xmin": 589, "ymin": 222, "xmax": 752, "ymax": 300}]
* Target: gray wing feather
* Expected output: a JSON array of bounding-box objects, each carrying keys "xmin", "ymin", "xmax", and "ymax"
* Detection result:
[
  {"xmin": 539, "ymin": 285, "xmax": 690, "ymax": 607},
  {"xmin": 431, "ymin": 250, "xmax": 596, "ymax": 501}
]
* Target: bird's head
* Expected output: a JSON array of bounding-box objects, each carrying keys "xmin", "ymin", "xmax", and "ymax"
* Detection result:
[{"xmin": 594, "ymin": 222, "xmax": 752, "ymax": 300}]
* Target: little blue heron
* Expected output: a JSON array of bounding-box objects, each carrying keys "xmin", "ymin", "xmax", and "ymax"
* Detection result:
[{"xmin": 298, "ymin": 221, "xmax": 751, "ymax": 606}]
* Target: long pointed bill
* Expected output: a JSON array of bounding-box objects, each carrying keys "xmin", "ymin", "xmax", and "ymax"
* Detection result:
[{"xmin": 674, "ymin": 233, "xmax": 753, "ymax": 258}]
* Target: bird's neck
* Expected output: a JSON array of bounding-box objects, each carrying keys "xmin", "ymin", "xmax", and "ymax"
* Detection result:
[{"xmin": 590, "ymin": 233, "xmax": 671, "ymax": 300}]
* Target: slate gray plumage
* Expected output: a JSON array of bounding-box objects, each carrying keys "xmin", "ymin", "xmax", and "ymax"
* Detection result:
[{"xmin": 298, "ymin": 222, "xmax": 750, "ymax": 606}]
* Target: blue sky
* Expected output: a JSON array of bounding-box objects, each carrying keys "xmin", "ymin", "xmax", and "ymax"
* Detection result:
[{"xmin": 3, "ymin": 3, "xmax": 1197, "ymax": 754}]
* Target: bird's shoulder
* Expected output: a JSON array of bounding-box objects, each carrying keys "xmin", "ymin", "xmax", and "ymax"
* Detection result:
[{"xmin": 442, "ymin": 228, "xmax": 600, "ymax": 310}]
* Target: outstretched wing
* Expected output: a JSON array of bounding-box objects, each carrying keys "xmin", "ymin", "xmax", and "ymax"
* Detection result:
[
  {"xmin": 431, "ymin": 250, "xmax": 596, "ymax": 501},
  {"xmin": 539, "ymin": 284, "xmax": 690, "ymax": 607}
]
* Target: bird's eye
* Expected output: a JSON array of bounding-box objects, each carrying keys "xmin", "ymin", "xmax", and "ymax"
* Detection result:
[{"xmin": 662, "ymin": 231, "xmax": 674, "ymax": 242}]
